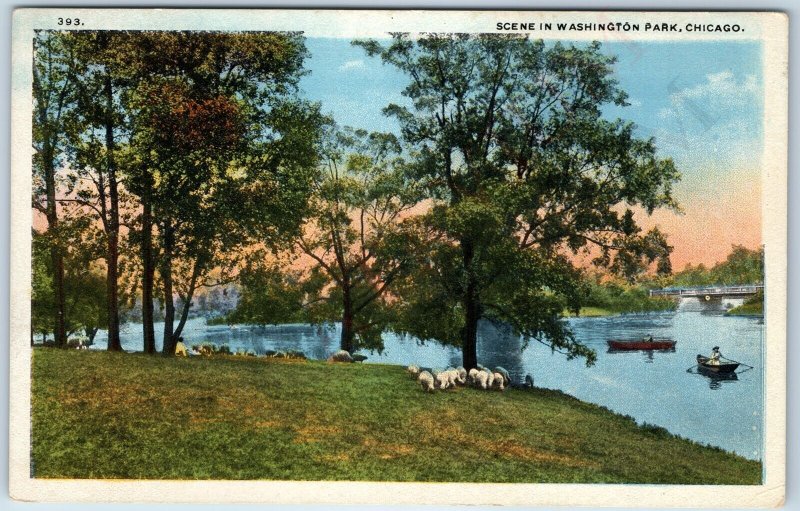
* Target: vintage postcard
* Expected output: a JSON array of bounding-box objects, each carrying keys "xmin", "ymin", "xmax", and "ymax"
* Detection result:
[{"xmin": 9, "ymin": 8, "xmax": 787, "ymax": 507}]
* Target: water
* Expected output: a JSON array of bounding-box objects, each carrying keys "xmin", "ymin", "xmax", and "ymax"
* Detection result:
[{"xmin": 92, "ymin": 310, "xmax": 764, "ymax": 461}]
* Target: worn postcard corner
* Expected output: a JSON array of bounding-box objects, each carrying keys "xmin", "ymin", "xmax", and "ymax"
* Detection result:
[{"xmin": 9, "ymin": 8, "xmax": 787, "ymax": 507}]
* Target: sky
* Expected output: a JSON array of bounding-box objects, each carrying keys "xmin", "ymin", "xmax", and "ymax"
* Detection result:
[{"xmin": 299, "ymin": 38, "xmax": 764, "ymax": 270}]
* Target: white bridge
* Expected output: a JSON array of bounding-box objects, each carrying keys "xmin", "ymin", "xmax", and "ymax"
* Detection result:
[{"xmin": 649, "ymin": 285, "xmax": 763, "ymax": 300}]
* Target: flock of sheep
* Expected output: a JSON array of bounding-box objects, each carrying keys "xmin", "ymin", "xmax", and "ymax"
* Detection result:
[{"xmin": 407, "ymin": 364, "xmax": 530, "ymax": 392}]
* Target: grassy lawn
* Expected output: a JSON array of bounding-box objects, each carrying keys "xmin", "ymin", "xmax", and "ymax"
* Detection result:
[{"xmin": 31, "ymin": 348, "xmax": 761, "ymax": 483}]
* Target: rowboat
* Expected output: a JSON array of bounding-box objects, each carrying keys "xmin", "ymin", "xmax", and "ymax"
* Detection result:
[
  {"xmin": 696, "ymin": 354, "xmax": 739, "ymax": 374},
  {"xmin": 606, "ymin": 338, "xmax": 676, "ymax": 351}
]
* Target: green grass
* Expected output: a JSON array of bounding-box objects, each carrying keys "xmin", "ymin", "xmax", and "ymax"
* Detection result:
[
  {"xmin": 31, "ymin": 348, "xmax": 761, "ymax": 483},
  {"xmin": 726, "ymin": 301, "xmax": 763, "ymax": 317},
  {"xmin": 563, "ymin": 306, "xmax": 615, "ymax": 317}
]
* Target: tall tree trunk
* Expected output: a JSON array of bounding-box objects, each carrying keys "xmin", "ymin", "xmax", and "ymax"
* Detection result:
[
  {"xmin": 340, "ymin": 287, "xmax": 355, "ymax": 353},
  {"xmin": 104, "ymin": 72, "xmax": 122, "ymax": 351},
  {"xmin": 173, "ymin": 257, "xmax": 203, "ymax": 342},
  {"xmin": 461, "ymin": 238, "xmax": 480, "ymax": 370},
  {"xmin": 160, "ymin": 221, "xmax": 175, "ymax": 355},
  {"xmin": 43, "ymin": 138, "xmax": 67, "ymax": 348},
  {"xmin": 141, "ymin": 179, "xmax": 156, "ymax": 354}
]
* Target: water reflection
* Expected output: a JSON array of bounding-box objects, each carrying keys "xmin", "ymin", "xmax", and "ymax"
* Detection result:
[
  {"xmin": 476, "ymin": 320, "xmax": 526, "ymax": 384},
  {"xmin": 688, "ymin": 366, "xmax": 740, "ymax": 390},
  {"xmin": 606, "ymin": 347, "xmax": 677, "ymax": 363}
]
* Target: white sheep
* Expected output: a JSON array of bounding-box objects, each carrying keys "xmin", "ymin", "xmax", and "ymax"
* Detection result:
[
  {"xmin": 468, "ymin": 368, "xmax": 480, "ymax": 386},
  {"xmin": 494, "ymin": 366, "xmax": 510, "ymax": 387},
  {"xmin": 418, "ymin": 371, "xmax": 435, "ymax": 392},
  {"xmin": 435, "ymin": 371, "xmax": 452, "ymax": 390},
  {"xmin": 456, "ymin": 366, "xmax": 467, "ymax": 384},
  {"xmin": 473, "ymin": 370, "xmax": 489, "ymax": 389},
  {"xmin": 407, "ymin": 365, "xmax": 420, "ymax": 378},
  {"xmin": 484, "ymin": 369, "xmax": 495, "ymax": 389},
  {"xmin": 445, "ymin": 369, "xmax": 460, "ymax": 387},
  {"xmin": 491, "ymin": 371, "xmax": 506, "ymax": 391}
]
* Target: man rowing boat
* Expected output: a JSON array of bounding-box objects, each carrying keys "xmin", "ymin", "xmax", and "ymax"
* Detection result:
[{"xmin": 708, "ymin": 346, "xmax": 722, "ymax": 366}]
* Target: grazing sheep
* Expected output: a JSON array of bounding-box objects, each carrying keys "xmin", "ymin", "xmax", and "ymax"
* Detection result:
[
  {"xmin": 407, "ymin": 365, "xmax": 420, "ymax": 378},
  {"xmin": 473, "ymin": 370, "xmax": 489, "ymax": 389},
  {"xmin": 493, "ymin": 367, "xmax": 511, "ymax": 387},
  {"xmin": 351, "ymin": 354, "xmax": 368, "ymax": 363},
  {"xmin": 481, "ymin": 369, "xmax": 495, "ymax": 390},
  {"xmin": 435, "ymin": 371, "xmax": 451, "ymax": 390},
  {"xmin": 418, "ymin": 371, "xmax": 435, "ymax": 392},
  {"xmin": 491, "ymin": 372, "xmax": 506, "ymax": 391},
  {"xmin": 445, "ymin": 369, "xmax": 460, "ymax": 387},
  {"xmin": 327, "ymin": 350, "xmax": 353, "ymax": 363},
  {"xmin": 468, "ymin": 368, "xmax": 480, "ymax": 386},
  {"xmin": 456, "ymin": 366, "xmax": 467, "ymax": 384}
]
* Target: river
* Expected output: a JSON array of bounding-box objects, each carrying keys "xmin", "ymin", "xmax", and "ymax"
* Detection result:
[{"xmin": 91, "ymin": 309, "xmax": 764, "ymax": 461}]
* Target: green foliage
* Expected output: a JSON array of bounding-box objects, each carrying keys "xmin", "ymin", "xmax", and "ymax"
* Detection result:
[
  {"xmin": 357, "ymin": 35, "xmax": 680, "ymax": 365},
  {"xmin": 32, "ymin": 348, "xmax": 761, "ymax": 483},
  {"xmin": 234, "ymin": 126, "xmax": 422, "ymax": 352},
  {"xmin": 34, "ymin": 30, "xmax": 326, "ymax": 353},
  {"xmin": 225, "ymin": 261, "xmax": 309, "ymax": 326},
  {"xmin": 581, "ymin": 276, "xmax": 677, "ymax": 315},
  {"xmin": 32, "ymin": 227, "xmax": 108, "ymax": 342},
  {"xmin": 111, "ymin": 32, "xmax": 325, "ymax": 339},
  {"xmin": 726, "ymin": 290, "xmax": 764, "ymax": 316},
  {"xmin": 671, "ymin": 245, "xmax": 763, "ymax": 287}
]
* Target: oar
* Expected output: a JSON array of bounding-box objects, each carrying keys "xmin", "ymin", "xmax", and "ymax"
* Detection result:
[{"xmin": 720, "ymin": 356, "xmax": 754, "ymax": 369}]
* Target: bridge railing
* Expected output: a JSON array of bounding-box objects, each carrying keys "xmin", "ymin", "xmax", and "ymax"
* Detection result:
[{"xmin": 649, "ymin": 285, "xmax": 763, "ymax": 297}]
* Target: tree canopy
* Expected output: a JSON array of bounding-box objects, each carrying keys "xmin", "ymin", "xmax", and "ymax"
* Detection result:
[{"xmin": 356, "ymin": 34, "xmax": 679, "ymax": 367}]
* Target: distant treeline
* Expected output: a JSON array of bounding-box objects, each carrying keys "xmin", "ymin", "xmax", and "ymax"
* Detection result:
[
  {"xmin": 666, "ymin": 245, "xmax": 764, "ymax": 288},
  {"xmin": 578, "ymin": 245, "xmax": 763, "ymax": 316}
]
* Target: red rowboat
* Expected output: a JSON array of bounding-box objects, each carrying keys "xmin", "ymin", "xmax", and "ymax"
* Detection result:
[{"xmin": 606, "ymin": 338, "xmax": 676, "ymax": 351}]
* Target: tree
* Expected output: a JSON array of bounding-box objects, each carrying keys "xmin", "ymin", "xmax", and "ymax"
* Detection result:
[
  {"xmin": 60, "ymin": 31, "xmax": 131, "ymax": 351},
  {"xmin": 357, "ymin": 35, "xmax": 679, "ymax": 368},
  {"xmin": 231, "ymin": 127, "xmax": 421, "ymax": 352},
  {"xmin": 114, "ymin": 31, "xmax": 323, "ymax": 355},
  {"xmin": 671, "ymin": 245, "xmax": 763, "ymax": 287},
  {"xmin": 32, "ymin": 227, "xmax": 108, "ymax": 346},
  {"xmin": 31, "ymin": 231, "xmax": 56, "ymax": 344},
  {"xmin": 709, "ymin": 245, "xmax": 764, "ymax": 285},
  {"xmin": 32, "ymin": 31, "xmax": 80, "ymax": 347},
  {"xmin": 293, "ymin": 127, "xmax": 421, "ymax": 352}
]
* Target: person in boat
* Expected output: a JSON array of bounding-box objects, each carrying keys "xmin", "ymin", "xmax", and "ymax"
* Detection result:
[
  {"xmin": 708, "ymin": 346, "xmax": 722, "ymax": 366},
  {"xmin": 647, "ymin": 335, "xmax": 654, "ymax": 342}
]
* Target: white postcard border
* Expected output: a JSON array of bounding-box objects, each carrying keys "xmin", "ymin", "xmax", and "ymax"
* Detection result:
[{"xmin": 8, "ymin": 8, "xmax": 788, "ymax": 507}]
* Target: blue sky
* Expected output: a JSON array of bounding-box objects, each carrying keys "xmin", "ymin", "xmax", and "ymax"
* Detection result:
[
  {"xmin": 301, "ymin": 38, "xmax": 763, "ymax": 170},
  {"xmin": 299, "ymin": 38, "xmax": 764, "ymax": 266}
]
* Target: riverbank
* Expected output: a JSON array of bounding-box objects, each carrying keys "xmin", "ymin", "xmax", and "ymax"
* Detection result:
[
  {"xmin": 563, "ymin": 306, "xmax": 615, "ymax": 317},
  {"xmin": 31, "ymin": 348, "xmax": 761, "ymax": 483},
  {"xmin": 726, "ymin": 301, "xmax": 763, "ymax": 317},
  {"xmin": 563, "ymin": 305, "xmax": 675, "ymax": 318}
]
